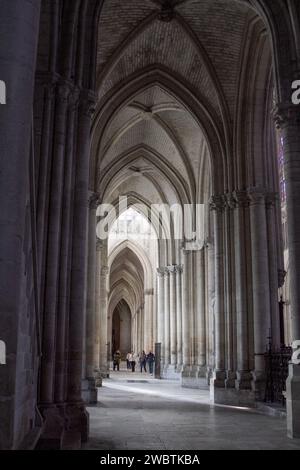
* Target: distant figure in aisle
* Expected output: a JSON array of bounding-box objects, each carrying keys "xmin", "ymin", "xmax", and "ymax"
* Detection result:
[
  {"xmin": 126, "ymin": 352, "xmax": 131, "ymax": 370},
  {"xmin": 139, "ymin": 350, "xmax": 147, "ymax": 373},
  {"xmin": 129, "ymin": 351, "xmax": 136, "ymax": 372},
  {"xmin": 113, "ymin": 350, "xmax": 121, "ymax": 371},
  {"xmin": 147, "ymin": 351, "xmax": 155, "ymax": 375}
]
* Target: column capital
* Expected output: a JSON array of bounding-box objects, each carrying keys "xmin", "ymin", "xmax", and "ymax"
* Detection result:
[
  {"xmin": 210, "ymin": 195, "xmax": 226, "ymax": 212},
  {"xmin": 225, "ymin": 192, "xmax": 237, "ymax": 210},
  {"xmin": 79, "ymin": 90, "xmax": 97, "ymax": 118},
  {"xmin": 157, "ymin": 268, "xmax": 165, "ymax": 278},
  {"xmin": 176, "ymin": 265, "xmax": 183, "ymax": 275},
  {"xmin": 96, "ymin": 238, "xmax": 104, "ymax": 252},
  {"xmin": 100, "ymin": 266, "xmax": 109, "ymax": 277},
  {"xmin": 247, "ymin": 187, "xmax": 266, "ymax": 205},
  {"xmin": 56, "ymin": 79, "xmax": 74, "ymax": 104},
  {"xmin": 167, "ymin": 265, "xmax": 178, "ymax": 275},
  {"xmin": 35, "ymin": 71, "xmax": 59, "ymax": 94},
  {"xmin": 232, "ymin": 190, "xmax": 250, "ymax": 208},
  {"xmin": 273, "ymin": 102, "xmax": 300, "ymax": 129},
  {"xmin": 88, "ymin": 191, "xmax": 99, "ymax": 209},
  {"xmin": 144, "ymin": 288, "xmax": 154, "ymax": 296},
  {"xmin": 265, "ymin": 192, "xmax": 279, "ymax": 209}
]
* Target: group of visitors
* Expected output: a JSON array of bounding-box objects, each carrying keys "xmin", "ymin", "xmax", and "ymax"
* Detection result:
[
  {"xmin": 126, "ymin": 350, "xmax": 155, "ymax": 374},
  {"xmin": 112, "ymin": 350, "xmax": 155, "ymax": 374}
]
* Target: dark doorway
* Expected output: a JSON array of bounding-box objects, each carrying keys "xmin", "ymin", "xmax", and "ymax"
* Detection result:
[{"xmin": 112, "ymin": 300, "xmax": 132, "ymax": 359}]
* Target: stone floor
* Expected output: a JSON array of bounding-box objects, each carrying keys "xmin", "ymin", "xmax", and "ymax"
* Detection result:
[{"xmin": 84, "ymin": 368, "xmax": 300, "ymax": 450}]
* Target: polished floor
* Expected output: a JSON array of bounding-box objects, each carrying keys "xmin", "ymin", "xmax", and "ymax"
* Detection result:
[{"xmin": 84, "ymin": 368, "xmax": 300, "ymax": 450}]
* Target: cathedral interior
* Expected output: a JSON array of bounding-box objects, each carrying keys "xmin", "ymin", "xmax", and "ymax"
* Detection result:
[{"xmin": 0, "ymin": 0, "xmax": 300, "ymax": 451}]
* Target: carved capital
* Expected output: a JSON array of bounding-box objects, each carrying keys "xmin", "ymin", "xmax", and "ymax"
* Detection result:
[
  {"xmin": 96, "ymin": 238, "xmax": 104, "ymax": 252},
  {"xmin": 101, "ymin": 266, "xmax": 109, "ymax": 277},
  {"xmin": 79, "ymin": 90, "xmax": 97, "ymax": 118},
  {"xmin": 232, "ymin": 190, "xmax": 250, "ymax": 208},
  {"xmin": 273, "ymin": 102, "xmax": 300, "ymax": 129},
  {"xmin": 225, "ymin": 192, "xmax": 237, "ymax": 210},
  {"xmin": 89, "ymin": 192, "xmax": 99, "ymax": 210},
  {"xmin": 247, "ymin": 187, "xmax": 266, "ymax": 206},
  {"xmin": 68, "ymin": 88, "xmax": 81, "ymax": 112},
  {"xmin": 144, "ymin": 288, "xmax": 154, "ymax": 296},
  {"xmin": 265, "ymin": 192, "xmax": 279, "ymax": 209},
  {"xmin": 168, "ymin": 265, "xmax": 178, "ymax": 275},
  {"xmin": 210, "ymin": 195, "xmax": 226, "ymax": 213},
  {"xmin": 176, "ymin": 264, "xmax": 183, "ymax": 274},
  {"xmin": 56, "ymin": 80, "xmax": 74, "ymax": 104},
  {"xmin": 157, "ymin": 268, "xmax": 165, "ymax": 278}
]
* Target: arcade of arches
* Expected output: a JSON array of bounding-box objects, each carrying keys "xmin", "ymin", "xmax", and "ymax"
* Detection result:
[{"xmin": 1, "ymin": 0, "xmax": 300, "ymax": 450}]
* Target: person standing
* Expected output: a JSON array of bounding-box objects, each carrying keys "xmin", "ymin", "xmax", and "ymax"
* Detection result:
[
  {"xmin": 139, "ymin": 350, "xmax": 147, "ymax": 373},
  {"xmin": 146, "ymin": 351, "xmax": 155, "ymax": 375},
  {"xmin": 113, "ymin": 350, "xmax": 121, "ymax": 371},
  {"xmin": 126, "ymin": 352, "xmax": 132, "ymax": 370},
  {"xmin": 129, "ymin": 351, "xmax": 136, "ymax": 372}
]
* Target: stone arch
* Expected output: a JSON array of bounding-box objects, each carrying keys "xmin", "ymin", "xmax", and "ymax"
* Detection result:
[{"xmin": 91, "ymin": 68, "xmax": 225, "ymax": 195}]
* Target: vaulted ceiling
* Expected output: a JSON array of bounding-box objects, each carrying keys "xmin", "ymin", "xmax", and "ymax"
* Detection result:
[{"xmin": 92, "ymin": 0, "xmax": 269, "ymax": 202}]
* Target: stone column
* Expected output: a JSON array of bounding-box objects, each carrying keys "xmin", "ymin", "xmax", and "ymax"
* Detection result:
[
  {"xmin": 134, "ymin": 311, "xmax": 139, "ymax": 354},
  {"xmin": 138, "ymin": 307, "xmax": 143, "ymax": 354},
  {"xmin": 157, "ymin": 269, "xmax": 165, "ymax": 366},
  {"xmin": 182, "ymin": 251, "xmax": 191, "ymax": 367},
  {"xmin": 55, "ymin": 90, "xmax": 79, "ymax": 407},
  {"xmin": 66, "ymin": 93, "xmax": 95, "ymax": 444},
  {"xmin": 196, "ymin": 250, "xmax": 206, "ymax": 371},
  {"xmin": 248, "ymin": 188, "xmax": 270, "ymax": 399},
  {"xmin": 157, "ymin": 269, "xmax": 165, "ymax": 342},
  {"xmin": 144, "ymin": 289, "xmax": 154, "ymax": 352},
  {"xmin": 36, "ymin": 81, "xmax": 56, "ymax": 294},
  {"xmin": 210, "ymin": 196, "xmax": 226, "ymax": 403},
  {"xmin": 85, "ymin": 194, "xmax": 98, "ymax": 378},
  {"xmin": 206, "ymin": 242, "xmax": 215, "ymax": 375},
  {"xmin": 94, "ymin": 239, "xmax": 102, "ymax": 377},
  {"xmin": 40, "ymin": 83, "xmax": 71, "ymax": 407},
  {"xmin": 223, "ymin": 194, "xmax": 236, "ymax": 388},
  {"xmin": 164, "ymin": 269, "xmax": 170, "ymax": 368},
  {"xmin": 99, "ymin": 266, "xmax": 109, "ymax": 377},
  {"xmin": 266, "ymin": 193, "xmax": 281, "ymax": 349},
  {"xmin": 0, "ymin": 0, "xmax": 41, "ymax": 450},
  {"xmin": 81, "ymin": 193, "xmax": 98, "ymax": 404},
  {"xmin": 169, "ymin": 266, "xmax": 177, "ymax": 367},
  {"xmin": 176, "ymin": 266, "xmax": 183, "ymax": 368},
  {"xmin": 275, "ymin": 105, "xmax": 300, "ymax": 438},
  {"xmin": 210, "ymin": 196, "xmax": 226, "ymax": 380},
  {"xmin": 233, "ymin": 191, "xmax": 252, "ymax": 393}
]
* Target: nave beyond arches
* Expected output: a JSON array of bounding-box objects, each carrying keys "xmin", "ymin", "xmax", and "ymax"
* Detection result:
[{"xmin": 1, "ymin": 0, "xmax": 300, "ymax": 450}]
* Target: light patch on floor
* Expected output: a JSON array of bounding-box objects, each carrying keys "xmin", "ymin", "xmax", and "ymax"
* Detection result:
[{"xmin": 84, "ymin": 370, "xmax": 300, "ymax": 450}]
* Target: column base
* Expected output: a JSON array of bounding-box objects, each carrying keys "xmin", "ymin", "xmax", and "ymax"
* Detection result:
[
  {"xmin": 36, "ymin": 404, "xmax": 65, "ymax": 450},
  {"xmin": 100, "ymin": 368, "xmax": 110, "ymax": 379},
  {"xmin": 286, "ymin": 364, "xmax": 300, "ymax": 439},
  {"xmin": 180, "ymin": 365, "xmax": 209, "ymax": 389},
  {"xmin": 236, "ymin": 371, "xmax": 253, "ymax": 390},
  {"xmin": 65, "ymin": 402, "xmax": 89, "ymax": 446},
  {"xmin": 36, "ymin": 402, "xmax": 89, "ymax": 450},
  {"xmin": 251, "ymin": 370, "xmax": 266, "ymax": 401},
  {"xmin": 162, "ymin": 364, "xmax": 181, "ymax": 380},
  {"xmin": 210, "ymin": 370, "xmax": 255, "ymax": 407},
  {"xmin": 225, "ymin": 370, "xmax": 237, "ymax": 388},
  {"xmin": 81, "ymin": 378, "xmax": 98, "ymax": 404}
]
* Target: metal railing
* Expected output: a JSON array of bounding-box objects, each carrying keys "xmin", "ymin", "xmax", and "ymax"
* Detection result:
[{"xmin": 264, "ymin": 346, "xmax": 292, "ymax": 405}]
